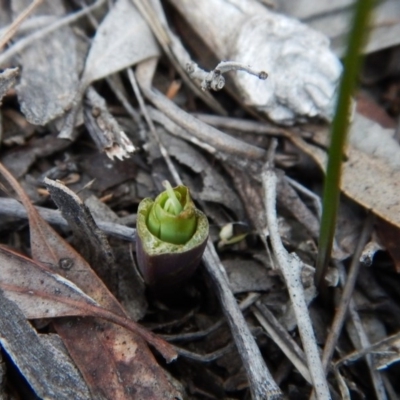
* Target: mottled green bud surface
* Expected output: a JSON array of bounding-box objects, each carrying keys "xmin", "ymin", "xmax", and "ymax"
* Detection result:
[{"xmin": 146, "ymin": 184, "xmax": 197, "ymax": 245}]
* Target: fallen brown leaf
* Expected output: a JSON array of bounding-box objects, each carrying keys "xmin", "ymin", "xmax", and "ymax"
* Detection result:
[
  {"xmin": 0, "ymin": 162, "xmax": 183, "ymax": 400},
  {"xmin": 289, "ymin": 112, "xmax": 400, "ymax": 229}
]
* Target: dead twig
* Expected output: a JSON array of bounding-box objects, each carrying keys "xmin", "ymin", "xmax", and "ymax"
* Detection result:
[
  {"xmin": 334, "ymin": 331, "xmax": 400, "ymax": 370},
  {"xmin": 0, "ymin": 0, "xmax": 44, "ymax": 51},
  {"xmin": 0, "ymin": 197, "xmax": 136, "ymax": 242},
  {"xmin": 253, "ymin": 301, "xmax": 312, "ymax": 385},
  {"xmin": 187, "ymin": 60, "xmax": 267, "ymax": 91},
  {"xmin": 193, "ymin": 113, "xmax": 284, "ymax": 136},
  {"xmin": 132, "ymin": 0, "xmax": 227, "ymax": 115},
  {"xmin": 162, "ymin": 292, "xmax": 260, "ymax": 342},
  {"xmin": 127, "ymin": 67, "xmax": 182, "ymax": 186},
  {"xmin": 202, "ymin": 240, "xmax": 282, "ymax": 400},
  {"xmin": 262, "ymin": 157, "xmax": 331, "ymax": 400},
  {"xmin": 135, "ymin": 58, "xmax": 267, "ymax": 165},
  {"xmin": 339, "ymin": 263, "xmax": 387, "ymax": 400},
  {"xmin": 321, "ymin": 213, "xmax": 375, "ymax": 370}
]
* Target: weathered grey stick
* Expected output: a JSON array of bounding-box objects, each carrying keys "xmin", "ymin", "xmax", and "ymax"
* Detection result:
[
  {"xmin": 202, "ymin": 240, "xmax": 282, "ymax": 400},
  {"xmin": 262, "ymin": 163, "xmax": 331, "ymax": 400},
  {"xmin": 322, "ymin": 214, "xmax": 374, "ymax": 370},
  {"xmin": 0, "ymin": 197, "xmax": 136, "ymax": 242},
  {"xmin": 135, "ymin": 58, "xmax": 267, "ymax": 163},
  {"xmin": 253, "ymin": 301, "xmax": 312, "ymax": 385}
]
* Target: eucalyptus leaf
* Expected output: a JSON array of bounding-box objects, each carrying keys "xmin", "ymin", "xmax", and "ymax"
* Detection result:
[
  {"xmin": 15, "ymin": 1, "xmax": 80, "ymax": 125},
  {"xmin": 81, "ymin": 0, "xmax": 160, "ymax": 87}
]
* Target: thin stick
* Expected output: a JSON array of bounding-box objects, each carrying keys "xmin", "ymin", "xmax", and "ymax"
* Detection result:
[
  {"xmin": 187, "ymin": 60, "xmax": 267, "ymax": 91},
  {"xmin": 127, "ymin": 67, "xmax": 182, "ymax": 186},
  {"xmin": 202, "ymin": 240, "xmax": 282, "ymax": 400},
  {"xmin": 253, "ymin": 301, "xmax": 312, "ymax": 384},
  {"xmin": 0, "ymin": 0, "xmax": 45, "ymax": 51},
  {"xmin": 262, "ymin": 163, "xmax": 331, "ymax": 400},
  {"xmin": 135, "ymin": 58, "xmax": 266, "ymax": 163},
  {"xmin": 193, "ymin": 113, "xmax": 284, "ymax": 136},
  {"xmin": 340, "ymin": 264, "xmax": 387, "ymax": 400},
  {"xmin": 0, "ymin": 197, "xmax": 136, "ymax": 242},
  {"xmin": 321, "ymin": 213, "xmax": 374, "ymax": 370},
  {"xmin": 335, "ymin": 331, "xmax": 400, "ymax": 369},
  {"xmin": 161, "ymin": 292, "xmax": 260, "ymax": 342}
]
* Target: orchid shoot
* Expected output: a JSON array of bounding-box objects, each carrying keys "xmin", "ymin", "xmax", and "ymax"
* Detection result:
[{"xmin": 136, "ymin": 181, "xmax": 209, "ymax": 290}]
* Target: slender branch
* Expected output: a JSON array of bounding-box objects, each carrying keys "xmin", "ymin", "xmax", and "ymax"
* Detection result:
[
  {"xmin": 253, "ymin": 301, "xmax": 312, "ymax": 384},
  {"xmin": 127, "ymin": 67, "xmax": 182, "ymax": 186},
  {"xmin": 0, "ymin": 0, "xmax": 44, "ymax": 51},
  {"xmin": 187, "ymin": 60, "xmax": 268, "ymax": 91},
  {"xmin": 135, "ymin": 58, "xmax": 266, "ymax": 163},
  {"xmin": 340, "ymin": 264, "xmax": 387, "ymax": 400},
  {"xmin": 262, "ymin": 164, "xmax": 331, "ymax": 400},
  {"xmin": 322, "ymin": 213, "xmax": 374, "ymax": 370},
  {"xmin": 202, "ymin": 240, "xmax": 282, "ymax": 400},
  {"xmin": 0, "ymin": 197, "xmax": 136, "ymax": 242}
]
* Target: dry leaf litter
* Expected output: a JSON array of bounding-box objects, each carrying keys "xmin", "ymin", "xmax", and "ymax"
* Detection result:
[{"xmin": 0, "ymin": 0, "xmax": 400, "ymax": 399}]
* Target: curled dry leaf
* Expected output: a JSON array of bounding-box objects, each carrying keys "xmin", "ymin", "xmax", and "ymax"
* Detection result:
[{"xmin": 168, "ymin": 0, "xmax": 342, "ymax": 124}]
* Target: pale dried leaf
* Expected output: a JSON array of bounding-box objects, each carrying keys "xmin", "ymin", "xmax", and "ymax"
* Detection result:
[
  {"xmin": 81, "ymin": 0, "xmax": 160, "ymax": 86},
  {"xmin": 168, "ymin": 0, "xmax": 342, "ymax": 124},
  {"xmin": 276, "ymin": 0, "xmax": 400, "ymax": 56},
  {"xmin": 0, "ymin": 245, "xmax": 100, "ymax": 319},
  {"xmin": 289, "ymin": 111, "xmax": 400, "ymax": 228},
  {"xmin": 14, "ymin": 1, "xmax": 80, "ymax": 125},
  {"xmin": 0, "ymin": 290, "xmax": 90, "ymax": 400}
]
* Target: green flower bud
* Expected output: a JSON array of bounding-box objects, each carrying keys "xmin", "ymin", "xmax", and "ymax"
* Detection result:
[
  {"xmin": 146, "ymin": 181, "xmax": 197, "ymax": 245},
  {"xmin": 136, "ymin": 182, "xmax": 209, "ymax": 290}
]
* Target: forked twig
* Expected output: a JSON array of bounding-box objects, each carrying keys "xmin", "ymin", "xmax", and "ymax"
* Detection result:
[{"xmin": 187, "ymin": 60, "xmax": 268, "ymax": 91}]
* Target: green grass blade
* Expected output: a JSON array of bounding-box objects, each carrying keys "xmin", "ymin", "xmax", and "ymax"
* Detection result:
[{"xmin": 315, "ymin": 0, "xmax": 375, "ymax": 287}]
